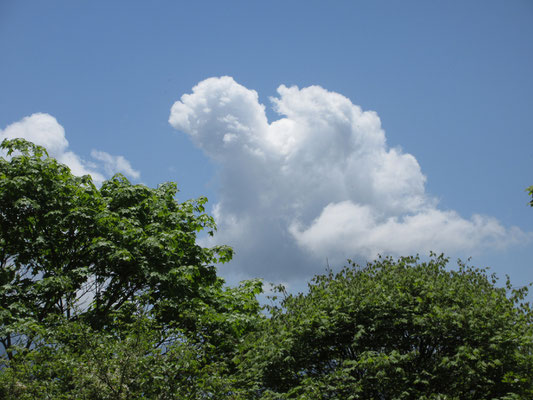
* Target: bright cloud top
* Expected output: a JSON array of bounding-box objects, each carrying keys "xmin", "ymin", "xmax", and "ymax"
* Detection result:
[
  {"xmin": 1, "ymin": 113, "xmax": 139, "ymax": 184},
  {"xmin": 170, "ymin": 77, "xmax": 525, "ymax": 279}
]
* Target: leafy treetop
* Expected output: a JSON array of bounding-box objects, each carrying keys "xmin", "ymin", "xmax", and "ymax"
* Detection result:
[
  {"xmin": 238, "ymin": 254, "xmax": 533, "ymax": 399},
  {"xmin": 0, "ymin": 138, "xmax": 239, "ymax": 357}
]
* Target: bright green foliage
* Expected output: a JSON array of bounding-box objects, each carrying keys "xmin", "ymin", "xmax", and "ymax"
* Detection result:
[
  {"xmin": 0, "ymin": 287, "xmax": 261, "ymax": 399},
  {"xmin": 0, "ymin": 139, "xmax": 234, "ymax": 351},
  {"xmin": 0, "ymin": 139, "xmax": 262, "ymax": 398},
  {"xmin": 527, "ymin": 185, "xmax": 533, "ymax": 208},
  {"xmin": 0, "ymin": 309, "xmax": 249, "ymax": 399},
  {"xmin": 0, "ymin": 139, "xmax": 103, "ymax": 355},
  {"xmin": 238, "ymin": 255, "xmax": 533, "ymax": 399}
]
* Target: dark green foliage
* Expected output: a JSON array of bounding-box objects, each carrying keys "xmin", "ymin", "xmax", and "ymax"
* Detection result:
[{"xmin": 238, "ymin": 255, "xmax": 533, "ymax": 399}]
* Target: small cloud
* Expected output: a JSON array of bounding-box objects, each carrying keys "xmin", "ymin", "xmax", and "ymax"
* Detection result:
[
  {"xmin": 0, "ymin": 112, "xmax": 69, "ymax": 155},
  {"xmin": 1, "ymin": 113, "xmax": 139, "ymax": 184}
]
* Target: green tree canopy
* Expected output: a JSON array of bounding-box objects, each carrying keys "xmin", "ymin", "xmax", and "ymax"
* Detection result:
[
  {"xmin": 238, "ymin": 255, "xmax": 533, "ymax": 399},
  {"xmin": 0, "ymin": 139, "xmax": 263, "ymax": 399},
  {"xmin": 1, "ymin": 139, "xmax": 532, "ymax": 399},
  {"xmin": 0, "ymin": 138, "xmax": 238, "ymax": 354}
]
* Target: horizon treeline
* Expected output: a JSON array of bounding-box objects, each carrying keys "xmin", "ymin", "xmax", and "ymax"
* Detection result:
[{"xmin": 1, "ymin": 138, "xmax": 532, "ymax": 399}]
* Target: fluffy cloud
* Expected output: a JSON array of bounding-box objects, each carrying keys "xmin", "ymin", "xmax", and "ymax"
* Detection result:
[
  {"xmin": 289, "ymin": 202, "xmax": 523, "ymax": 260},
  {"xmin": 1, "ymin": 113, "xmax": 139, "ymax": 184},
  {"xmin": 169, "ymin": 77, "xmax": 526, "ymax": 281}
]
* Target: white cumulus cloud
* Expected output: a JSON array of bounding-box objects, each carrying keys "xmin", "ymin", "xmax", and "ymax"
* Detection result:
[
  {"xmin": 169, "ymin": 77, "xmax": 527, "ymax": 281},
  {"xmin": 1, "ymin": 113, "xmax": 139, "ymax": 184}
]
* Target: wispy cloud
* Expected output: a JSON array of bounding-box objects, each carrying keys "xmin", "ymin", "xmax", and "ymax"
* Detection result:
[{"xmin": 90, "ymin": 150, "xmax": 140, "ymax": 180}]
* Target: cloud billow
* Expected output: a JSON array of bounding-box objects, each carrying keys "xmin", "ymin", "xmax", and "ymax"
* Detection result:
[{"xmin": 169, "ymin": 77, "xmax": 525, "ymax": 282}]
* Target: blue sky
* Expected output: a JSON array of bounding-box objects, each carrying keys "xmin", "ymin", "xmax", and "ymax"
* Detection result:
[{"xmin": 1, "ymin": 0, "xmax": 532, "ymax": 292}]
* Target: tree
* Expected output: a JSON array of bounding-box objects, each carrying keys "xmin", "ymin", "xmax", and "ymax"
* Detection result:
[
  {"xmin": 0, "ymin": 138, "xmax": 263, "ymax": 398},
  {"xmin": 0, "ymin": 138, "xmax": 233, "ymax": 351},
  {"xmin": 238, "ymin": 255, "xmax": 533, "ymax": 399}
]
